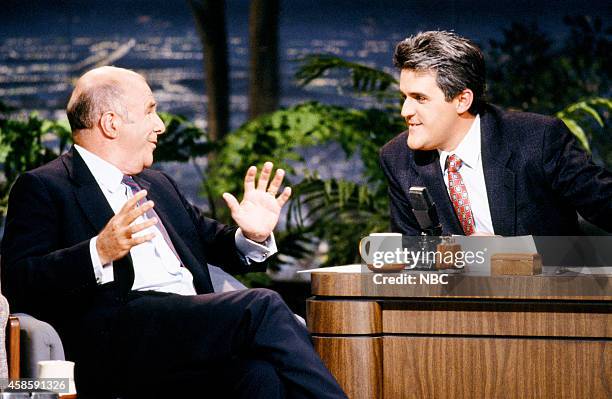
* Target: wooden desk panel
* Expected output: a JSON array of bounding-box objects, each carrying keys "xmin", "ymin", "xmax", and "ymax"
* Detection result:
[
  {"xmin": 313, "ymin": 336, "xmax": 383, "ymax": 399},
  {"xmin": 307, "ymin": 300, "xmax": 382, "ymax": 334},
  {"xmin": 383, "ymin": 337, "xmax": 611, "ymax": 399},
  {"xmin": 382, "ymin": 301, "xmax": 612, "ymax": 338}
]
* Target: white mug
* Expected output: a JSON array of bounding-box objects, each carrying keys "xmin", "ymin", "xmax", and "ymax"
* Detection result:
[
  {"xmin": 359, "ymin": 232, "xmax": 405, "ymax": 271},
  {"xmin": 37, "ymin": 360, "xmax": 77, "ymax": 395}
]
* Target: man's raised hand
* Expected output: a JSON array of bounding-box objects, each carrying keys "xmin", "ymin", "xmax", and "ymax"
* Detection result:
[
  {"xmin": 222, "ymin": 162, "xmax": 291, "ymax": 243},
  {"xmin": 96, "ymin": 190, "xmax": 157, "ymax": 264}
]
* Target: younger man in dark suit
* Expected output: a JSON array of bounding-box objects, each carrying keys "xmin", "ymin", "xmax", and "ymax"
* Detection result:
[
  {"xmin": 380, "ymin": 31, "xmax": 611, "ymax": 236},
  {"xmin": 1, "ymin": 66, "xmax": 346, "ymax": 398}
]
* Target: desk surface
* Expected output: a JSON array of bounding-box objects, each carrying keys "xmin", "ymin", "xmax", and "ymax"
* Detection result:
[{"xmin": 309, "ymin": 265, "xmax": 612, "ymax": 300}]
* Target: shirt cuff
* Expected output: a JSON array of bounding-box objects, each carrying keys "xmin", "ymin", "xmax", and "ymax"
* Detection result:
[
  {"xmin": 234, "ymin": 228, "xmax": 277, "ymax": 264},
  {"xmin": 90, "ymin": 236, "xmax": 114, "ymax": 284}
]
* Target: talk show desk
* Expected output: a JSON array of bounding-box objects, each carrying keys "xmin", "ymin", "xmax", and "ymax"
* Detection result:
[{"xmin": 306, "ymin": 267, "xmax": 612, "ymax": 399}]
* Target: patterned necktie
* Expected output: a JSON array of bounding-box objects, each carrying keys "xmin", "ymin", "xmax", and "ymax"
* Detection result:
[
  {"xmin": 121, "ymin": 175, "xmax": 182, "ymax": 262},
  {"xmin": 446, "ymin": 155, "xmax": 475, "ymax": 236}
]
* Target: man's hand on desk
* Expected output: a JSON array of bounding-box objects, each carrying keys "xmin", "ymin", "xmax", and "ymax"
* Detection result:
[
  {"xmin": 223, "ymin": 161, "xmax": 291, "ymax": 243},
  {"xmin": 96, "ymin": 190, "xmax": 158, "ymax": 264}
]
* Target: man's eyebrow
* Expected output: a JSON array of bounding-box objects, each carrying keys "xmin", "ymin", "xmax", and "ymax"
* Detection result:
[{"xmin": 406, "ymin": 91, "xmax": 428, "ymax": 98}]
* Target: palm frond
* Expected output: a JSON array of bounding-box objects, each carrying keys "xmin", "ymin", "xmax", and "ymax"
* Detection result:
[
  {"xmin": 556, "ymin": 97, "xmax": 612, "ymax": 153},
  {"xmin": 156, "ymin": 112, "xmax": 215, "ymax": 162},
  {"xmin": 284, "ymin": 177, "xmax": 389, "ymax": 266},
  {"xmin": 295, "ymin": 54, "xmax": 397, "ymax": 97}
]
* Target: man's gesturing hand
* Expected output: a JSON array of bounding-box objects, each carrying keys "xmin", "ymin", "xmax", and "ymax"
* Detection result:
[
  {"xmin": 96, "ymin": 190, "xmax": 158, "ymax": 265},
  {"xmin": 222, "ymin": 162, "xmax": 291, "ymax": 243}
]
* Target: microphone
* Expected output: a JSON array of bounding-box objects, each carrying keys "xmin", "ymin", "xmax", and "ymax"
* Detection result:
[{"xmin": 408, "ymin": 186, "xmax": 442, "ymax": 236}]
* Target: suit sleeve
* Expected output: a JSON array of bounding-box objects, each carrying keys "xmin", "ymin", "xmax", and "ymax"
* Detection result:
[
  {"xmin": 542, "ymin": 119, "xmax": 612, "ymax": 232},
  {"xmin": 160, "ymin": 172, "xmax": 263, "ymax": 274},
  {"xmin": 1, "ymin": 172, "xmax": 98, "ymax": 314},
  {"xmin": 379, "ymin": 150, "xmax": 422, "ymax": 235}
]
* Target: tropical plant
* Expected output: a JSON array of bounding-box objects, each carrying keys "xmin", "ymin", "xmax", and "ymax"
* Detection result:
[
  {"xmin": 285, "ymin": 177, "xmax": 389, "ymax": 266},
  {"xmin": 556, "ymin": 98, "xmax": 612, "ymax": 168},
  {"xmin": 156, "ymin": 112, "xmax": 215, "ymax": 163},
  {"xmin": 295, "ymin": 54, "xmax": 398, "ymax": 103},
  {"xmin": 487, "ymin": 16, "xmax": 610, "ymax": 114},
  {"xmin": 0, "ymin": 105, "xmax": 71, "ymax": 214}
]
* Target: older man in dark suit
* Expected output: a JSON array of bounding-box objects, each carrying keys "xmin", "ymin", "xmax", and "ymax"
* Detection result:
[
  {"xmin": 1, "ymin": 66, "xmax": 346, "ymax": 398},
  {"xmin": 380, "ymin": 31, "xmax": 612, "ymax": 236}
]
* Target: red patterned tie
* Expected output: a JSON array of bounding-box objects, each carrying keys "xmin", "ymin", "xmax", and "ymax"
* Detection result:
[{"xmin": 446, "ymin": 155, "xmax": 475, "ymax": 235}]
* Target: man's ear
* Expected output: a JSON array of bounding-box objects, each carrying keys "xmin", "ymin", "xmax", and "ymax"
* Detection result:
[
  {"xmin": 454, "ymin": 89, "xmax": 474, "ymax": 114},
  {"xmin": 100, "ymin": 111, "xmax": 120, "ymax": 139}
]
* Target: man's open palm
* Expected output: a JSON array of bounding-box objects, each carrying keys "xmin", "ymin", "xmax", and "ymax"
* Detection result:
[{"xmin": 222, "ymin": 162, "xmax": 291, "ymax": 243}]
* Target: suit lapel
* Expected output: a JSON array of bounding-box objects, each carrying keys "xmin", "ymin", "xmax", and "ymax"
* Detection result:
[
  {"xmin": 64, "ymin": 148, "xmax": 115, "ymax": 234},
  {"xmin": 413, "ymin": 150, "xmax": 464, "ymax": 235},
  {"xmin": 63, "ymin": 146, "xmax": 135, "ymax": 294},
  {"xmin": 480, "ymin": 108, "xmax": 516, "ymax": 236}
]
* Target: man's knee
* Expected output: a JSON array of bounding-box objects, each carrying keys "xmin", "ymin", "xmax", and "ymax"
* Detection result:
[
  {"xmin": 245, "ymin": 288, "xmax": 291, "ymax": 314},
  {"xmin": 236, "ymin": 288, "xmax": 297, "ymax": 327},
  {"xmin": 248, "ymin": 288, "xmax": 283, "ymax": 303}
]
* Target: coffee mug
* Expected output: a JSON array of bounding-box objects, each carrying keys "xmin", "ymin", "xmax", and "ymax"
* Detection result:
[
  {"xmin": 37, "ymin": 360, "xmax": 77, "ymax": 395},
  {"xmin": 359, "ymin": 232, "xmax": 405, "ymax": 272}
]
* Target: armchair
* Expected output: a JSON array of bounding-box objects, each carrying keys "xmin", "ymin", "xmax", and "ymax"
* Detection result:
[
  {"xmin": 2, "ymin": 310, "xmax": 65, "ymax": 382},
  {"xmin": 9, "ymin": 314, "xmax": 65, "ymax": 379}
]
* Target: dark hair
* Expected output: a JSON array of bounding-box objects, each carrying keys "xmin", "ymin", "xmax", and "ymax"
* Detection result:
[
  {"xmin": 393, "ymin": 31, "xmax": 486, "ymax": 114},
  {"xmin": 66, "ymin": 82, "xmax": 127, "ymax": 132}
]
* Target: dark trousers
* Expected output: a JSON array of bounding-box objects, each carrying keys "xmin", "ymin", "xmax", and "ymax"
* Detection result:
[{"xmin": 77, "ymin": 288, "xmax": 346, "ymax": 399}]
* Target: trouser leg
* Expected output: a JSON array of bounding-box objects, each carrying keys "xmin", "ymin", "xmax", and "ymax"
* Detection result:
[
  {"xmin": 119, "ymin": 358, "xmax": 285, "ymax": 399},
  {"xmin": 111, "ymin": 288, "xmax": 346, "ymax": 399},
  {"xmin": 238, "ymin": 289, "xmax": 347, "ymax": 399},
  {"xmin": 231, "ymin": 359, "xmax": 285, "ymax": 399}
]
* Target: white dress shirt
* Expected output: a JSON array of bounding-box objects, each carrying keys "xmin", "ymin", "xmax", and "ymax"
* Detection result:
[
  {"xmin": 74, "ymin": 145, "xmax": 277, "ymax": 295},
  {"xmin": 438, "ymin": 115, "xmax": 495, "ymax": 234}
]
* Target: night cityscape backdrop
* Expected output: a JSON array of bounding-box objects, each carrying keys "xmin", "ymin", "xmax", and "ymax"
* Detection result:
[{"xmin": 3, "ymin": 0, "xmax": 610, "ymax": 124}]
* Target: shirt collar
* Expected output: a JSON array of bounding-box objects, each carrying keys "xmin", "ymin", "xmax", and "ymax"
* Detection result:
[
  {"xmin": 438, "ymin": 114, "xmax": 481, "ymax": 171},
  {"xmin": 74, "ymin": 144, "xmax": 125, "ymax": 193}
]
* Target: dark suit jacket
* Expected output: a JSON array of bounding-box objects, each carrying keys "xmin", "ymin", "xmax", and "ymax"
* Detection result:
[
  {"xmin": 0, "ymin": 147, "xmax": 257, "ymax": 383},
  {"xmin": 379, "ymin": 104, "xmax": 612, "ymax": 236}
]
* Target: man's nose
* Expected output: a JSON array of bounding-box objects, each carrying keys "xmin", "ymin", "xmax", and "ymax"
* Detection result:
[
  {"xmin": 153, "ymin": 113, "xmax": 166, "ymax": 135},
  {"xmin": 401, "ymin": 98, "xmax": 415, "ymax": 119}
]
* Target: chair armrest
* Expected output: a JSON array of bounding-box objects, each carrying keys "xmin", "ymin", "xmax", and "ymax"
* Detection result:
[
  {"xmin": 7, "ymin": 315, "xmax": 19, "ymax": 379},
  {"xmin": 12, "ymin": 313, "xmax": 65, "ymax": 378}
]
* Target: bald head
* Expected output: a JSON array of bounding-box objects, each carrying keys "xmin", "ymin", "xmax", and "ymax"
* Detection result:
[
  {"xmin": 65, "ymin": 66, "xmax": 166, "ymax": 174},
  {"xmin": 66, "ymin": 66, "xmax": 145, "ymax": 133}
]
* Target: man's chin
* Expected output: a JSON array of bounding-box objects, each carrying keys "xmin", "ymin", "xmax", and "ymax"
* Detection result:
[
  {"xmin": 133, "ymin": 158, "xmax": 152, "ymax": 173},
  {"xmin": 406, "ymin": 138, "xmax": 430, "ymax": 151}
]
